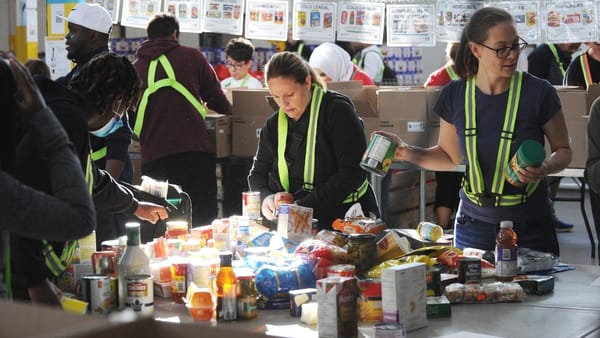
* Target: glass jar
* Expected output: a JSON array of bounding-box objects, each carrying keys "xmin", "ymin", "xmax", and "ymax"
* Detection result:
[
  {"xmin": 347, "ymin": 233, "xmax": 377, "ymax": 278},
  {"xmin": 236, "ymin": 272, "xmax": 258, "ymax": 320},
  {"xmin": 165, "ymin": 221, "xmax": 189, "ymax": 240}
]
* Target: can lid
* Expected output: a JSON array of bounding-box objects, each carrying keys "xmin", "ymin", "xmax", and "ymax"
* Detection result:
[
  {"xmin": 500, "ymin": 220, "xmax": 513, "ymax": 228},
  {"xmin": 518, "ymin": 140, "xmax": 546, "ymax": 166},
  {"xmin": 348, "ymin": 233, "xmax": 376, "ymax": 240}
]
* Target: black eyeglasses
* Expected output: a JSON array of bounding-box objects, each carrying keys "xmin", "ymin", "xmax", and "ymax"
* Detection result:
[
  {"xmin": 477, "ymin": 37, "xmax": 528, "ymax": 59},
  {"xmin": 225, "ymin": 60, "xmax": 247, "ymax": 69}
]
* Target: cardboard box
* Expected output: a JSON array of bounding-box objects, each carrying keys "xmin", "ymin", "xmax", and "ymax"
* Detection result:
[
  {"xmin": 326, "ymin": 80, "xmax": 363, "ymax": 91},
  {"xmin": 381, "ymin": 263, "xmax": 427, "ymax": 331},
  {"xmin": 317, "ymin": 277, "xmax": 358, "ymax": 338},
  {"xmin": 377, "ymin": 119, "xmax": 428, "ymax": 148},
  {"xmin": 388, "ymin": 181, "xmax": 436, "ymax": 214},
  {"xmin": 426, "ymin": 295, "xmax": 451, "ymax": 318},
  {"xmin": 231, "ymin": 114, "xmax": 271, "ymax": 157},
  {"xmin": 425, "ymin": 87, "xmax": 442, "ymax": 123},
  {"xmin": 205, "ymin": 114, "xmax": 232, "ymax": 158},
  {"xmin": 231, "ymin": 88, "xmax": 276, "ymax": 116},
  {"xmin": 544, "ymin": 114, "xmax": 588, "ymax": 168},
  {"xmin": 377, "ymin": 88, "xmax": 428, "ymax": 120},
  {"xmin": 556, "ymin": 84, "xmax": 600, "ymax": 117}
]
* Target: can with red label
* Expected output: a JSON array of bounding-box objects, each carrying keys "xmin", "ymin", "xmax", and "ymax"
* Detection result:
[
  {"xmin": 80, "ymin": 274, "xmax": 111, "ymax": 315},
  {"xmin": 242, "ymin": 191, "xmax": 261, "ymax": 219},
  {"xmin": 327, "ymin": 264, "xmax": 356, "ymax": 278},
  {"xmin": 358, "ymin": 278, "xmax": 382, "ymax": 322},
  {"xmin": 126, "ymin": 274, "xmax": 154, "ymax": 315}
]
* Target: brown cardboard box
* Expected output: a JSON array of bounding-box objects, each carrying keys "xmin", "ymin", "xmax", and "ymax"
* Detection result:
[
  {"xmin": 428, "ymin": 122, "xmax": 440, "ymax": 148},
  {"xmin": 388, "ymin": 181, "xmax": 436, "ymax": 214},
  {"xmin": 378, "ymin": 119, "xmax": 428, "ymax": 148},
  {"xmin": 377, "ymin": 87, "xmax": 428, "ymax": 120},
  {"xmin": 232, "ymin": 114, "xmax": 271, "ymax": 157},
  {"xmin": 231, "ymin": 88, "xmax": 276, "ymax": 116},
  {"xmin": 556, "ymin": 84, "xmax": 600, "ymax": 117},
  {"xmin": 206, "ymin": 114, "xmax": 232, "ymax": 158},
  {"xmin": 326, "ymin": 80, "xmax": 363, "ymax": 91},
  {"xmin": 426, "ymin": 87, "xmax": 442, "ymax": 123},
  {"xmin": 565, "ymin": 115, "xmax": 589, "ymax": 168}
]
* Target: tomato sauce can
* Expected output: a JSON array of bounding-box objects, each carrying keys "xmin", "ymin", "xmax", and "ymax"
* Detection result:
[
  {"xmin": 79, "ymin": 274, "xmax": 111, "ymax": 315},
  {"xmin": 361, "ymin": 134, "xmax": 397, "ymax": 177},
  {"xmin": 126, "ymin": 274, "xmax": 154, "ymax": 315}
]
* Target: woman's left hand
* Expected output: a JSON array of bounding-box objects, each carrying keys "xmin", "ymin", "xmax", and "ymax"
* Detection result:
[{"xmin": 516, "ymin": 163, "xmax": 547, "ymax": 184}]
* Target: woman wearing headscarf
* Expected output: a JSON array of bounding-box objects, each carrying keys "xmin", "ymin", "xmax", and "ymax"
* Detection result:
[{"xmin": 309, "ymin": 42, "xmax": 374, "ymax": 85}]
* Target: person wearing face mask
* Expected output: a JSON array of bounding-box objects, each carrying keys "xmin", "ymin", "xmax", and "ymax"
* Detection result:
[
  {"xmin": 248, "ymin": 51, "xmax": 379, "ymax": 230},
  {"xmin": 10, "ymin": 53, "xmax": 169, "ymax": 305},
  {"xmin": 56, "ymin": 2, "xmax": 135, "ymax": 246},
  {"xmin": 376, "ymin": 7, "xmax": 571, "ymax": 256}
]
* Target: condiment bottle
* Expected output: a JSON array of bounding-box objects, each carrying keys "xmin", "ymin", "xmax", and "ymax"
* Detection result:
[
  {"xmin": 216, "ymin": 251, "xmax": 237, "ymax": 321},
  {"xmin": 495, "ymin": 220, "xmax": 518, "ymax": 281},
  {"xmin": 236, "ymin": 271, "xmax": 258, "ymax": 320},
  {"xmin": 347, "ymin": 233, "xmax": 377, "ymax": 278},
  {"xmin": 118, "ymin": 222, "xmax": 150, "ymax": 309}
]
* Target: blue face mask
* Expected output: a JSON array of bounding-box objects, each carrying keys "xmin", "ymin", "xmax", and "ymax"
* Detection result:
[{"xmin": 90, "ymin": 117, "xmax": 123, "ymax": 138}]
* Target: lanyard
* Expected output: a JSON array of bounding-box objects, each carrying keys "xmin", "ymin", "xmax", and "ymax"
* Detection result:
[
  {"xmin": 580, "ymin": 52, "xmax": 593, "ymax": 89},
  {"xmin": 546, "ymin": 43, "xmax": 566, "ymax": 77}
]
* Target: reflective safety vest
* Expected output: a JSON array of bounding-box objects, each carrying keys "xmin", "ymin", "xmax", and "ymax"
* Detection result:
[
  {"xmin": 222, "ymin": 74, "xmax": 252, "ymax": 88},
  {"xmin": 579, "ymin": 52, "xmax": 593, "ymax": 89},
  {"xmin": 356, "ymin": 49, "xmax": 385, "ymax": 84},
  {"xmin": 90, "ymin": 146, "xmax": 107, "ymax": 161},
  {"xmin": 297, "ymin": 43, "xmax": 305, "ymax": 57},
  {"xmin": 134, "ymin": 54, "xmax": 207, "ymax": 137},
  {"xmin": 462, "ymin": 71, "xmax": 540, "ymax": 207},
  {"xmin": 546, "ymin": 43, "xmax": 566, "ymax": 77},
  {"xmin": 43, "ymin": 153, "xmax": 94, "ymax": 277},
  {"xmin": 277, "ymin": 85, "xmax": 369, "ymax": 204},
  {"xmin": 445, "ymin": 65, "xmax": 459, "ymax": 81}
]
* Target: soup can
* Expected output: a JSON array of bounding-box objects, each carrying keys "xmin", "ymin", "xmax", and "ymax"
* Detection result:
[
  {"xmin": 505, "ymin": 139, "xmax": 545, "ymax": 187},
  {"xmin": 79, "ymin": 274, "xmax": 111, "ymax": 315},
  {"xmin": 360, "ymin": 134, "xmax": 397, "ymax": 176},
  {"xmin": 457, "ymin": 257, "xmax": 481, "ymax": 285},
  {"xmin": 242, "ymin": 191, "xmax": 261, "ymax": 219},
  {"xmin": 126, "ymin": 274, "xmax": 154, "ymax": 315}
]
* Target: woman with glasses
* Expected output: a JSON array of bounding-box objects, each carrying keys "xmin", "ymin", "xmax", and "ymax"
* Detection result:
[
  {"xmin": 248, "ymin": 51, "xmax": 379, "ymax": 230},
  {"xmin": 377, "ymin": 7, "xmax": 571, "ymax": 255}
]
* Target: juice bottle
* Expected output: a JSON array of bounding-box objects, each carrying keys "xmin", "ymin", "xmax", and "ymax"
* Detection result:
[
  {"xmin": 495, "ymin": 220, "xmax": 518, "ymax": 281},
  {"xmin": 216, "ymin": 251, "xmax": 237, "ymax": 321}
]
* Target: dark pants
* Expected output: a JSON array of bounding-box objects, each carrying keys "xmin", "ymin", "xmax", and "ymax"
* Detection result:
[
  {"xmin": 143, "ymin": 151, "xmax": 217, "ymax": 227},
  {"xmin": 221, "ymin": 157, "xmax": 253, "ymax": 217},
  {"xmin": 454, "ymin": 206, "xmax": 559, "ymax": 256}
]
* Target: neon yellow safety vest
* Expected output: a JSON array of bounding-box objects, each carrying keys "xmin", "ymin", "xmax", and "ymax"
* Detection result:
[
  {"xmin": 222, "ymin": 74, "xmax": 252, "ymax": 88},
  {"xmin": 357, "ymin": 49, "xmax": 384, "ymax": 84},
  {"xmin": 90, "ymin": 146, "xmax": 107, "ymax": 161},
  {"xmin": 134, "ymin": 54, "xmax": 207, "ymax": 137},
  {"xmin": 462, "ymin": 71, "xmax": 540, "ymax": 207},
  {"xmin": 277, "ymin": 85, "xmax": 368, "ymax": 204},
  {"xmin": 297, "ymin": 43, "xmax": 304, "ymax": 57},
  {"xmin": 445, "ymin": 65, "xmax": 459, "ymax": 81},
  {"xmin": 579, "ymin": 52, "xmax": 593, "ymax": 89},
  {"xmin": 42, "ymin": 153, "xmax": 94, "ymax": 277},
  {"xmin": 546, "ymin": 43, "xmax": 566, "ymax": 77}
]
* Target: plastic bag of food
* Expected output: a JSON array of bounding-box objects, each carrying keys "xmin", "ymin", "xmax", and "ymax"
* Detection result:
[
  {"xmin": 255, "ymin": 261, "xmax": 316, "ymax": 300},
  {"xmin": 517, "ymin": 248, "xmax": 559, "ymax": 273}
]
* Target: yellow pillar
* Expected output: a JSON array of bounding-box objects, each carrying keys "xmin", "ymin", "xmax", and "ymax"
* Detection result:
[{"xmin": 14, "ymin": 0, "xmax": 38, "ymax": 61}]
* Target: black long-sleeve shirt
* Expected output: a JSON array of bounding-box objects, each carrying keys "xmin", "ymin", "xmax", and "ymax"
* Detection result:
[{"xmin": 248, "ymin": 90, "xmax": 379, "ymax": 230}]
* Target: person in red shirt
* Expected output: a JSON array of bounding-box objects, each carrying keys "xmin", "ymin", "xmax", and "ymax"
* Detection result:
[
  {"xmin": 309, "ymin": 42, "xmax": 374, "ymax": 85},
  {"xmin": 424, "ymin": 42, "xmax": 463, "ymax": 230}
]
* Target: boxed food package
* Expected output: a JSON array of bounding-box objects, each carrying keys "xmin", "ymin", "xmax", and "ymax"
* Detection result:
[
  {"xmin": 513, "ymin": 275, "xmax": 555, "ymax": 295},
  {"xmin": 277, "ymin": 204, "xmax": 314, "ymax": 243},
  {"xmin": 381, "ymin": 262, "xmax": 427, "ymax": 331},
  {"xmin": 317, "ymin": 277, "xmax": 358, "ymax": 338},
  {"xmin": 376, "ymin": 229, "xmax": 411, "ymax": 262},
  {"xmin": 426, "ymin": 295, "xmax": 451, "ymax": 318}
]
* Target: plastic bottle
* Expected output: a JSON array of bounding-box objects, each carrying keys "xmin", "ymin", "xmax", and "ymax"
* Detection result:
[
  {"xmin": 216, "ymin": 251, "xmax": 237, "ymax": 321},
  {"xmin": 416, "ymin": 221, "xmax": 444, "ymax": 241},
  {"xmin": 118, "ymin": 222, "xmax": 150, "ymax": 309},
  {"xmin": 495, "ymin": 220, "xmax": 518, "ymax": 281}
]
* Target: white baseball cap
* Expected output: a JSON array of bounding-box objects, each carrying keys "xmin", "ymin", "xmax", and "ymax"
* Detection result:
[{"xmin": 58, "ymin": 3, "xmax": 112, "ymax": 34}]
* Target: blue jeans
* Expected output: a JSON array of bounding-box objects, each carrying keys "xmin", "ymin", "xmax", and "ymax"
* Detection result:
[{"xmin": 454, "ymin": 207, "xmax": 559, "ymax": 256}]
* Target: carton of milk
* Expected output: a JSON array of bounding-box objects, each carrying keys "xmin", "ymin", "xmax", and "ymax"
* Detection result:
[
  {"xmin": 317, "ymin": 277, "xmax": 357, "ymax": 338},
  {"xmin": 381, "ymin": 262, "xmax": 427, "ymax": 331}
]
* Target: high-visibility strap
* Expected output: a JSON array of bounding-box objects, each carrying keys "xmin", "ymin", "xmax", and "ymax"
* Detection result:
[
  {"xmin": 84, "ymin": 153, "xmax": 94, "ymax": 195},
  {"xmin": 580, "ymin": 52, "xmax": 593, "ymax": 89},
  {"xmin": 90, "ymin": 146, "xmax": 107, "ymax": 161},
  {"xmin": 446, "ymin": 65, "xmax": 459, "ymax": 80},
  {"xmin": 358, "ymin": 49, "xmax": 384, "ymax": 83},
  {"xmin": 42, "ymin": 240, "xmax": 78, "ymax": 277},
  {"xmin": 546, "ymin": 43, "xmax": 566, "ymax": 77},
  {"xmin": 277, "ymin": 86, "xmax": 368, "ymax": 203},
  {"xmin": 297, "ymin": 43, "xmax": 304, "ymax": 57},
  {"xmin": 134, "ymin": 54, "xmax": 207, "ymax": 137},
  {"xmin": 463, "ymin": 71, "xmax": 538, "ymax": 207}
]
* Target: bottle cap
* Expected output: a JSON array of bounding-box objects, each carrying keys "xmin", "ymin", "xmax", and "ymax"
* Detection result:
[
  {"xmin": 500, "ymin": 220, "xmax": 513, "ymax": 228},
  {"xmin": 219, "ymin": 251, "xmax": 233, "ymax": 266},
  {"xmin": 518, "ymin": 140, "xmax": 546, "ymax": 166}
]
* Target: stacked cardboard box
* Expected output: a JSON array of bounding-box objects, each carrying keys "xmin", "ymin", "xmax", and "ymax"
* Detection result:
[{"xmin": 230, "ymin": 89, "xmax": 277, "ymax": 157}]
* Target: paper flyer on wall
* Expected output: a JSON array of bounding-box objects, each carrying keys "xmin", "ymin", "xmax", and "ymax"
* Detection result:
[
  {"xmin": 493, "ymin": 1, "xmax": 541, "ymax": 43},
  {"xmin": 202, "ymin": 0, "xmax": 244, "ymax": 35},
  {"xmin": 436, "ymin": 0, "xmax": 483, "ymax": 42},
  {"xmin": 45, "ymin": 37, "xmax": 72, "ymax": 80},
  {"xmin": 244, "ymin": 0, "xmax": 288, "ymax": 41},
  {"xmin": 336, "ymin": 1, "xmax": 385, "ymax": 44},
  {"xmin": 543, "ymin": 0, "xmax": 596, "ymax": 43},
  {"xmin": 88, "ymin": 0, "xmax": 122, "ymax": 23},
  {"xmin": 386, "ymin": 4, "xmax": 435, "ymax": 47},
  {"xmin": 165, "ymin": 0, "xmax": 202, "ymax": 32},
  {"xmin": 121, "ymin": 0, "xmax": 163, "ymax": 29},
  {"xmin": 292, "ymin": 0, "xmax": 337, "ymax": 42}
]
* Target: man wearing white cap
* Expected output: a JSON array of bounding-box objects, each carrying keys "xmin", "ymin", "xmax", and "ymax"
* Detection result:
[{"xmin": 57, "ymin": 3, "xmax": 134, "ymax": 247}]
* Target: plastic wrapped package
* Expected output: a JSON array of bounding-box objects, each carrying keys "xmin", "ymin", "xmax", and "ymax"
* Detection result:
[
  {"xmin": 254, "ymin": 262, "xmax": 316, "ymax": 300},
  {"xmin": 517, "ymin": 248, "xmax": 559, "ymax": 273},
  {"xmin": 444, "ymin": 282, "xmax": 524, "ymax": 304}
]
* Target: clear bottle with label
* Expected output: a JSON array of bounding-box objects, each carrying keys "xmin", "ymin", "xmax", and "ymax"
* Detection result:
[
  {"xmin": 216, "ymin": 251, "xmax": 237, "ymax": 321},
  {"xmin": 118, "ymin": 222, "xmax": 150, "ymax": 309},
  {"xmin": 495, "ymin": 220, "xmax": 518, "ymax": 282}
]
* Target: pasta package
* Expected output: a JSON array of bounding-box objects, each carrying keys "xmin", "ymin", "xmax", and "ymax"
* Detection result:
[{"xmin": 277, "ymin": 204, "xmax": 314, "ymax": 243}]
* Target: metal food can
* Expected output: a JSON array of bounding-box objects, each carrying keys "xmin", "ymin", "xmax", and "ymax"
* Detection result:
[
  {"xmin": 360, "ymin": 134, "xmax": 397, "ymax": 177},
  {"xmin": 327, "ymin": 264, "xmax": 356, "ymax": 278},
  {"xmin": 358, "ymin": 278, "xmax": 382, "ymax": 322},
  {"xmin": 79, "ymin": 274, "xmax": 111, "ymax": 315},
  {"xmin": 504, "ymin": 139, "xmax": 545, "ymax": 187},
  {"xmin": 457, "ymin": 257, "xmax": 481, "ymax": 284},
  {"xmin": 374, "ymin": 323, "xmax": 407, "ymax": 338},
  {"xmin": 242, "ymin": 191, "xmax": 261, "ymax": 219},
  {"xmin": 126, "ymin": 274, "xmax": 154, "ymax": 315}
]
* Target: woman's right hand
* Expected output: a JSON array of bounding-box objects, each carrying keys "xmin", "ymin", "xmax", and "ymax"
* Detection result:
[
  {"xmin": 8, "ymin": 56, "xmax": 47, "ymax": 115},
  {"xmin": 372, "ymin": 131, "xmax": 409, "ymax": 161},
  {"xmin": 261, "ymin": 194, "xmax": 277, "ymax": 221}
]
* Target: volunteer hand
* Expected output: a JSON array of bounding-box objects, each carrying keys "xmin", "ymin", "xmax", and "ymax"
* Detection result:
[
  {"xmin": 373, "ymin": 131, "xmax": 408, "ymax": 161},
  {"xmin": 261, "ymin": 194, "xmax": 277, "ymax": 221},
  {"xmin": 8, "ymin": 56, "xmax": 47, "ymax": 114},
  {"xmin": 517, "ymin": 163, "xmax": 547, "ymax": 184},
  {"xmin": 135, "ymin": 202, "xmax": 169, "ymax": 224}
]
